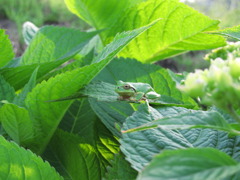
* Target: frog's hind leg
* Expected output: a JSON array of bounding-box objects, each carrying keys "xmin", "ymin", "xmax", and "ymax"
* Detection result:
[{"xmin": 145, "ymin": 91, "xmax": 161, "ymax": 100}]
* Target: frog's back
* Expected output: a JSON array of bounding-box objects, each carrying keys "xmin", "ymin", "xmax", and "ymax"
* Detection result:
[{"xmin": 130, "ymin": 82, "xmax": 153, "ymax": 92}]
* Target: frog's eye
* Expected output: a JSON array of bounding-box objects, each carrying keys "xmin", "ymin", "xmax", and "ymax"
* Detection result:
[{"xmin": 123, "ymin": 84, "xmax": 131, "ymax": 89}]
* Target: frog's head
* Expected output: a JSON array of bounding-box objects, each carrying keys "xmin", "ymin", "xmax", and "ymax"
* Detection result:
[{"xmin": 115, "ymin": 80, "xmax": 136, "ymax": 97}]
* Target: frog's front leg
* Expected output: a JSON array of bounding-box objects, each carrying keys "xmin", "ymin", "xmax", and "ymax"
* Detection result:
[{"xmin": 135, "ymin": 92, "xmax": 145, "ymax": 101}]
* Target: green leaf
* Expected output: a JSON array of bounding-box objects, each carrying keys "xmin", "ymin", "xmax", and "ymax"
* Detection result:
[
  {"xmin": 39, "ymin": 37, "xmax": 100, "ymax": 80},
  {"xmin": 150, "ymin": 95, "xmax": 189, "ymax": 107},
  {"xmin": 0, "ymin": 136, "xmax": 63, "ymax": 179},
  {"xmin": 59, "ymin": 99, "xmax": 119, "ymax": 153},
  {"xmin": 58, "ymin": 99, "xmax": 96, "ymax": 135},
  {"xmin": 0, "ymin": 103, "xmax": 34, "ymax": 146},
  {"xmin": 22, "ymin": 21, "xmax": 39, "ymax": 45},
  {"xmin": 120, "ymin": 104, "xmax": 240, "ymax": 171},
  {"xmin": 25, "ymin": 62, "xmax": 105, "ymax": 153},
  {"xmin": 167, "ymin": 69, "xmax": 188, "ymax": 85},
  {"xmin": 0, "ymin": 29, "xmax": 14, "ymax": 67},
  {"xmin": 138, "ymin": 148, "xmax": 240, "ymax": 180},
  {"xmin": 208, "ymin": 25, "xmax": 240, "ymax": 41},
  {"xmin": 67, "ymin": 0, "xmax": 226, "ymax": 62},
  {"xmin": 1, "ymin": 27, "xmax": 98, "ymax": 90},
  {"xmin": 4, "ymin": 57, "xmax": 21, "ymax": 68},
  {"xmin": 1, "ymin": 60, "xmax": 64, "ymax": 90},
  {"xmin": 59, "ymin": 81, "xmax": 189, "ymax": 107},
  {"xmin": 44, "ymin": 129, "xmax": 118, "ymax": 180},
  {"xmin": 49, "ymin": 81, "xmax": 183, "ymax": 105},
  {"xmin": 25, "ymin": 25, "xmax": 152, "ymax": 154},
  {"xmin": 55, "ymin": 99, "xmax": 119, "ymax": 179},
  {"xmin": 13, "ymin": 67, "xmax": 38, "ymax": 107},
  {"xmin": 65, "ymin": 0, "xmax": 143, "ymax": 30},
  {"xmin": 92, "ymin": 20, "xmax": 158, "ymax": 63},
  {"xmin": 48, "ymin": 81, "xmax": 123, "ymax": 103},
  {"xmin": 0, "ymin": 27, "xmax": 98, "ymax": 90},
  {"xmin": 90, "ymin": 100, "xmax": 134, "ymax": 137},
  {"xmin": 110, "ymin": 0, "xmax": 226, "ymax": 62},
  {"xmin": 21, "ymin": 25, "xmax": 98, "ymax": 65},
  {"xmin": 38, "ymin": 58, "xmax": 84, "ymax": 82},
  {"xmin": 104, "ymin": 153, "xmax": 137, "ymax": 180},
  {"xmin": 1, "ymin": 23, "xmax": 153, "ymax": 91},
  {"xmin": 88, "ymin": 58, "xmax": 196, "ymax": 136},
  {"xmin": 0, "ymin": 75, "xmax": 15, "ymax": 105},
  {"xmin": 95, "ymin": 58, "xmax": 196, "ymax": 106},
  {"xmin": 123, "ymin": 104, "xmax": 237, "ymax": 135}
]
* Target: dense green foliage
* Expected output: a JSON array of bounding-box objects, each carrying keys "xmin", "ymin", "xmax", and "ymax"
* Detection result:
[{"xmin": 0, "ymin": 0, "xmax": 240, "ymax": 179}]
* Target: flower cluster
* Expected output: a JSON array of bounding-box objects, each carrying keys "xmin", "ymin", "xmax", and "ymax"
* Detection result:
[
  {"xmin": 204, "ymin": 41, "xmax": 240, "ymax": 61},
  {"xmin": 180, "ymin": 42, "xmax": 240, "ymax": 110}
]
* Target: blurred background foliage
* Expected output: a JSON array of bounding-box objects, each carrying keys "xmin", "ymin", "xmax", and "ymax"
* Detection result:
[
  {"xmin": 0, "ymin": 0, "xmax": 239, "ymax": 72},
  {"xmin": 183, "ymin": 0, "xmax": 240, "ymax": 28},
  {"xmin": 0, "ymin": 0, "xmax": 89, "ymax": 55},
  {"xmin": 160, "ymin": 0, "xmax": 240, "ymax": 72},
  {"xmin": 0, "ymin": 0, "xmax": 89, "ymax": 29}
]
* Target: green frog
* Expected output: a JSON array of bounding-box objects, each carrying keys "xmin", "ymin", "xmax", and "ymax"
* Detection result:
[{"xmin": 115, "ymin": 80, "xmax": 161, "ymax": 102}]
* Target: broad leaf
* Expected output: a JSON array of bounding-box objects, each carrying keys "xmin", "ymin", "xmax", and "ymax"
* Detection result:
[
  {"xmin": 57, "ymin": 81, "xmax": 192, "ymax": 107},
  {"xmin": 138, "ymin": 148, "xmax": 240, "ymax": 180},
  {"xmin": 0, "ymin": 75, "xmax": 15, "ymax": 105},
  {"xmin": 1, "ymin": 60, "xmax": 67, "ymax": 90},
  {"xmin": 25, "ymin": 61, "xmax": 107, "ymax": 153},
  {"xmin": 0, "ymin": 136, "xmax": 63, "ymax": 179},
  {"xmin": 167, "ymin": 69, "xmax": 188, "ymax": 85},
  {"xmin": 39, "ymin": 58, "xmax": 84, "ymax": 82},
  {"xmin": 0, "ymin": 29, "xmax": 14, "ymax": 67},
  {"xmin": 13, "ymin": 67, "xmax": 38, "ymax": 107},
  {"xmin": 79, "ymin": 81, "xmax": 118, "ymax": 102},
  {"xmin": 44, "ymin": 129, "xmax": 118, "ymax": 180},
  {"xmin": 104, "ymin": 153, "xmax": 137, "ymax": 180},
  {"xmin": 56, "ymin": 99, "xmax": 119, "ymax": 178},
  {"xmin": 66, "ymin": 0, "xmax": 226, "ymax": 62},
  {"xmin": 59, "ymin": 99, "xmax": 119, "ymax": 152},
  {"xmin": 21, "ymin": 25, "xmax": 98, "ymax": 65},
  {"xmin": 65, "ymin": 0, "xmax": 144, "ymax": 29},
  {"xmin": 95, "ymin": 58, "xmax": 196, "ymax": 106},
  {"xmin": 59, "ymin": 99, "xmax": 98, "ymax": 135},
  {"xmin": 110, "ymin": 0, "xmax": 226, "ymax": 62},
  {"xmin": 4, "ymin": 57, "xmax": 21, "ymax": 68},
  {"xmin": 0, "ymin": 26, "xmax": 98, "ymax": 90},
  {"xmin": 0, "ymin": 103, "xmax": 34, "ymax": 146},
  {"xmin": 89, "ymin": 58, "xmax": 196, "ymax": 136},
  {"xmin": 208, "ymin": 25, "xmax": 240, "ymax": 41},
  {"xmin": 90, "ymin": 100, "xmax": 134, "ymax": 137},
  {"xmin": 123, "ymin": 104, "xmax": 238, "ymax": 135},
  {"xmin": 25, "ymin": 25, "xmax": 152, "ymax": 154},
  {"xmin": 92, "ymin": 20, "xmax": 158, "ymax": 64},
  {"xmin": 120, "ymin": 104, "xmax": 240, "ymax": 171}
]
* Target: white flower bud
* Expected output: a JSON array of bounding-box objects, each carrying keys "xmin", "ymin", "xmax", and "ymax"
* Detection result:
[
  {"xmin": 179, "ymin": 70, "xmax": 208, "ymax": 98},
  {"xmin": 229, "ymin": 58, "xmax": 240, "ymax": 79}
]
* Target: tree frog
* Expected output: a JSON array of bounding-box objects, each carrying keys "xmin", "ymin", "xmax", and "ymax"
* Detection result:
[{"xmin": 115, "ymin": 80, "xmax": 161, "ymax": 102}]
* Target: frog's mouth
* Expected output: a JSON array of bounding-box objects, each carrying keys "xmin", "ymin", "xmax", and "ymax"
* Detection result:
[
  {"xmin": 128, "ymin": 87, "xmax": 136, "ymax": 92},
  {"xmin": 116, "ymin": 88, "xmax": 136, "ymax": 98}
]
